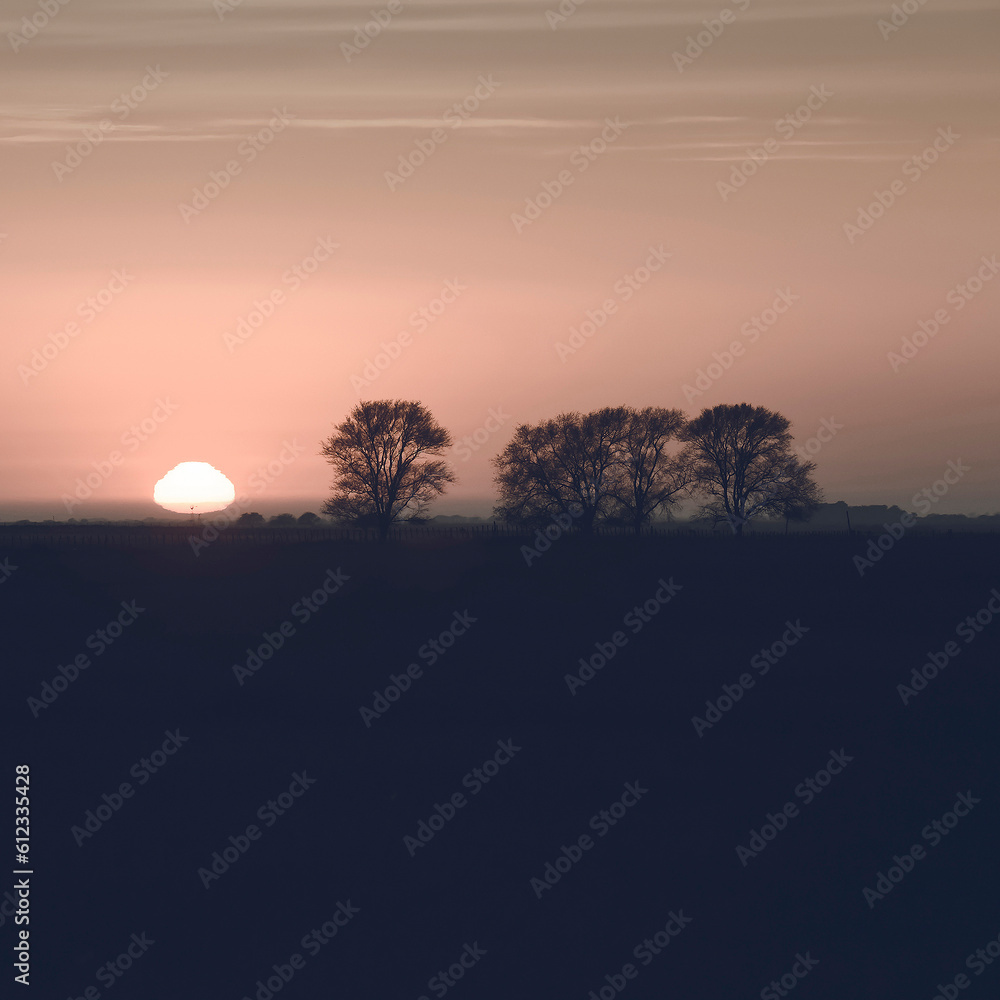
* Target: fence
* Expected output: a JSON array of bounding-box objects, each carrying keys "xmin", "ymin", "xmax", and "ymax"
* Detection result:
[
  {"xmin": 0, "ymin": 521, "xmax": 973, "ymax": 549},
  {"xmin": 0, "ymin": 522, "xmax": 701, "ymax": 548}
]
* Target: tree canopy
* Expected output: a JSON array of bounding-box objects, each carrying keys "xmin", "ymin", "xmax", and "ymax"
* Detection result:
[
  {"xmin": 321, "ymin": 399, "xmax": 456, "ymax": 540},
  {"xmin": 493, "ymin": 406, "xmax": 691, "ymax": 535},
  {"xmin": 680, "ymin": 403, "xmax": 823, "ymax": 535},
  {"xmin": 609, "ymin": 406, "xmax": 692, "ymax": 533}
]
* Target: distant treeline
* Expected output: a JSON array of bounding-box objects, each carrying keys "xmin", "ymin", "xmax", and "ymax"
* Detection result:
[
  {"xmin": 0, "ymin": 516, "xmax": 996, "ymax": 554},
  {"xmin": 3, "ymin": 504, "xmax": 998, "ymax": 534}
]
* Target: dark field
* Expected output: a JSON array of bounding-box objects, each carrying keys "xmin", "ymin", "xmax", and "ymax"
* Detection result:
[{"xmin": 6, "ymin": 529, "xmax": 1000, "ymax": 999}]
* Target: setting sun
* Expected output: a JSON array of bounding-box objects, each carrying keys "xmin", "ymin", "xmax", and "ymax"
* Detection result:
[{"xmin": 153, "ymin": 462, "xmax": 236, "ymax": 514}]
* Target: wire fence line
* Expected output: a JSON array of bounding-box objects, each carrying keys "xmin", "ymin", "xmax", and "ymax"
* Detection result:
[
  {"xmin": 0, "ymin": 523, "xmax": 701, "ymax": 547},
  {"xmin": 0, "ymin": 521, "xmax": 977, "ymax": 548}
]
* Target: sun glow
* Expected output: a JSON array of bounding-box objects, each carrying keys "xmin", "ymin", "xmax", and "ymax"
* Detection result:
[{"xmin": 153, "ymin": 462, "xmax": 235, "ymax": 514}]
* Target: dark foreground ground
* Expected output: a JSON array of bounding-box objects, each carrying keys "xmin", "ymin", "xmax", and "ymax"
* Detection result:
[{"xmin": 5, "ymin": 530, "xmax": 1000, "ymax": 1000}]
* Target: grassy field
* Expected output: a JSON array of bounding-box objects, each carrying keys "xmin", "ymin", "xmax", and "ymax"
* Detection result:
[{"xmin": 7, "ymin": 530, "xmax": 1000, "ymax": 998}]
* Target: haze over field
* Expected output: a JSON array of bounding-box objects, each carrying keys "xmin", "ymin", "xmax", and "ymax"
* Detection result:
[{"xmin": 3, "ymin": 0, "xmax": 998, "ymax": 518}]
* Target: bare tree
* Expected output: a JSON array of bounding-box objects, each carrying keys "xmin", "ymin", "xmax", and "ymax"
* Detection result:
[
  {"xmin": 774, "ymin": 461, "xmax": 824, "ymax": 534},
  {"xmin": 321, "ymin": 400, "xmax": 455, "ymax": 541},
  {"xmin": 681, "ymin": 403, "xmax": 823, "ymax": 537},
  {"xmin": 610, "ymin": 407, "xmax": 693, "ymax": 534},
  {"xmin": 492, "ymin": 408, "xmax": 628, "ymax": 535}
]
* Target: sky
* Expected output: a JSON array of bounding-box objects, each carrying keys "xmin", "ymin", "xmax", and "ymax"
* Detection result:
[{"xmin": 2, "ymin": 0, "xmax": 999, "ymax": 519}]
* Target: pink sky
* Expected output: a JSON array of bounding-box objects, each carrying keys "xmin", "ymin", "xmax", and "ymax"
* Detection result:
[{"xmin": 3, "ymin": 0, "xmax": 999, "ymax": 518}]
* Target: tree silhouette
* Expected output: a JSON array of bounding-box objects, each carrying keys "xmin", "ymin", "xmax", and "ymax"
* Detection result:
[
  {"xmin": 775, "ymin": 465, "xmax": 824, "ymax": 533},
  {"xmin": 782, "ymin": 498, "xmax": 815, "ymax": 534},
  {"xmin": 681, "ymin": 403, "xmax": 823, "ymax": 537},
  {"xmin": 321, "ymin": 400, "xmax": 455, "ymax": 541},
  {"xmin": 236, "ymin": 512, "xmax": 265, "ymax": 526},
  {"xmin": 492, "ymin": 408, "xmax": 629, "ymax": 535},
  {"xmin": 610, "ymin": 406, "xmax": 692, "ymax": 534},
  {"xmin": 297, "ymin": 511, "xmax": 322, "ymax": 525}
]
